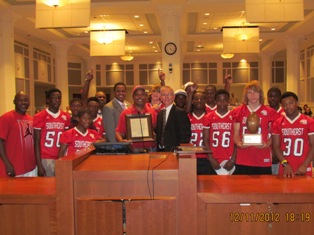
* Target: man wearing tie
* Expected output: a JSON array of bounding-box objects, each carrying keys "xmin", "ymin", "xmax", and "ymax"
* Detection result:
[
  {"xmin": 156, "ymin": 86, "xmax": 191, "ymax": 152},
  {"xmin": 102, "ymin": 82, "xmax": 131, "ymax": 142}
]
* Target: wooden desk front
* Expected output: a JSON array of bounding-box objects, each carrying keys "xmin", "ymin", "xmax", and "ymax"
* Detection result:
[
  {"xmin": 197, "ymin": 175, "xmax": 314, "ymax": 235},
  {"xmin": 56, "ymin": 151, "xmax": 190, "ymax": 235},
  {"xmin": 0, "ymin": 177, "xmax": 56, "ymax": 234}
]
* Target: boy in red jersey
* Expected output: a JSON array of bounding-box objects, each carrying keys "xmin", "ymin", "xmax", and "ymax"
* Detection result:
[
  {"xmin": 86, "ymin": 97, "xmax": 105, "ymax": 139},
  {"xmin": 233, "ymin": 80, "xmax": 277, "ymax": 175},
  {"xmin": 187, "ymin": 90, "xmax": 215, "ymax": 174},
  {"xmin": 34, "ymin": 88, "xmax": 71, "ymax": 176},
  {"xmin": 0, "ymin": 92, "xmax": 37, "ymax": 177},
  {"xmin": 203, "ymin": 89, "xmax": 236, "ymax": 175},
  {"xmin": 58, "ymin": 109, "xmax": 102, "ymax": 157},
  {"xmin": 267, "ymin": 87, "xmax": 285, "ymax": 175},
  {"xmin": 272, "ymin": 92, "xmax": 314, "ymax": 177}
]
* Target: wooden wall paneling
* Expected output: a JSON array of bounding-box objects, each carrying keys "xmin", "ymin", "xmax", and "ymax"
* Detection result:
[
  {"xmin": 125, "ymin": 198, "xmax": 176, "ymax": 235},
  {"xmin": 76, "ymin": 199, "xmax": 123, "ymax": 235}
]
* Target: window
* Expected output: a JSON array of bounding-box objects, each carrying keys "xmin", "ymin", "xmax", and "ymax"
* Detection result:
[
  {"xmin": 106, "ymin": 64, "xmax": 134, "ymax": 85},
  {"xmin": 139, "ymin": 63, "xmax": 162, "ymax": 85},
  {"xmin": 223, "ymin": 61, "xmax": 258, "ymax": 83},
  {"xmin": 182, "ymin": 63, "xmax": 217, "ymax": 85},
  {"xmin": 272, "ymin": 61, "xmax": 285, "ymax": 83},
  {"xmin": 33, "ymin": 48, "xmax": 53, "ymax": 83}
]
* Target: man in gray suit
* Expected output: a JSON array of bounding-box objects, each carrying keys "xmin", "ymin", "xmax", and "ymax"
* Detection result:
[{"xmin": 102, "ymin": 82, "xmax": 131, "ymax": 142}]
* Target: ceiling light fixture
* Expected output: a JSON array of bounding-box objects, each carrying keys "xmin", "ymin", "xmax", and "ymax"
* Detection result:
[
  {"xmin": 42, "ymin": 0, "xmax": 67, "ymax": 7},
  {"xmin": 120, "ymin": 52, "xmax": 134, "ymax": 61},
  {"xmin": 96, "ymin": 31, "xmax": 114, "ymax": 44},
  {"xmin": 221, "ymin": 53, "xmax": 234, "ymax": 59}
]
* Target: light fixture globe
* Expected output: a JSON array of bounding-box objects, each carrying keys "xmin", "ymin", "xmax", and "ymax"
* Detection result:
[
  {"xmin": 42, "ymin": 0, "xmax": 68, "ymax": 7},
  {"xmin": 120, "ymin": 52, "xmax": 134, "ymax": 61},
  {"xmin": 221, "ymin": 53, "xmax": 234, "ymax": 59}
]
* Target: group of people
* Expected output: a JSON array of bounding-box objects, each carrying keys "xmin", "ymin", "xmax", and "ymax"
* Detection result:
[{"xmin": 0, "ymin": 73, "xmax": 313, "ymax": 178}]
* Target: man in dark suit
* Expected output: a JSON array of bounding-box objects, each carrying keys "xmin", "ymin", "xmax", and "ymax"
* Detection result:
[
  {"xmin": 102, "ymin": 82, "xmax": 132, "ymax": 142},
  {"xmin": 156, "ymin": 86, "xmax": 191, "ymax": 152}
]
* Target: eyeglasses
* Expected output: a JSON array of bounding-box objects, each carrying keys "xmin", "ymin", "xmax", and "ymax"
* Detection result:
[{"xmin": 161, "ymin": 93, "xmax": 174, "ymax": 97}]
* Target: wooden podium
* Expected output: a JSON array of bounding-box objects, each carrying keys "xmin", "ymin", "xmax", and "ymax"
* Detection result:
[{"xmin": 55, "ymin": 150, "xmax": 197, "ymax": 235}]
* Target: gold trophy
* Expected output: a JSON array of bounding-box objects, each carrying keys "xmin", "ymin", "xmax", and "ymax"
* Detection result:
[{"xmin": 243, "ymin": 112, "xmax": 262, "ymax": 146}]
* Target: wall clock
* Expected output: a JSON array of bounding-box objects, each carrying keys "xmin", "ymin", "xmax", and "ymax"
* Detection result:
[{"xmin": 164, "ymin": 42, "xmax": 177, "ymax": 55}]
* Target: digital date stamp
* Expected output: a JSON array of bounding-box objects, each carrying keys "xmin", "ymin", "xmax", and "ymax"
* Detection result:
[{"xmin": 230, "ymin": 212, "xmax": 311, "ymax": 223}]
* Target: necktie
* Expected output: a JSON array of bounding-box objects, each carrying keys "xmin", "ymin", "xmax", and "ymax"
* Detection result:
[
  {"xmin": 160, "ymin": 109, "xmax": 166, "ymax": 148},
  {"xmin": 121, "ymin": 103, "xmax": 126, "ymax": 110}
]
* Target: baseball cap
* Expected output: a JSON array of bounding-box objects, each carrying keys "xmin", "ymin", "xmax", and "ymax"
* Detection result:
[
  {"xmin": 174, "ymin": 89, "xmax": 187, "ymax": 97},
  {"xmin": 132, "ymin": 85, "xmax": 146, "ymax": 96},
  {"xmin": 183, "ymin": 81, "xmax": 194, "ymax": 91}
]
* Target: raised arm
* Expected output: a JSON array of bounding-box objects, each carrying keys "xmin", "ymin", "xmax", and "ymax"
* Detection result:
[{"xmin": 81, "ymin": 70, "xmax": 94, "ymax": 105}]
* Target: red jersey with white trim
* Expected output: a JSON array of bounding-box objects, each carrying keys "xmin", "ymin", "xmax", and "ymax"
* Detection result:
[
  {"xmin": 0, "ymin": 111, "xmax": 36, "ymax": 176},
  {"xmin": 233, "ymin": 104, "xmax": 277, "ymax": 167},
  {"xmin": 188, "ymin": 112, "xmax": 207, "ymax": 158},
  {"xmin": 92, "ymin": 116, "xmax": 105, "ymax": 136},
  {"xmin": 203, "ymin": 110, "xmax": 235, "ymax": 163},
  {"xmin": 205, "ymin": 104, "xmax": 217, "ymax": 113},
  {"xmin": 272, "ymin": 113, "xmax": 314, "ymax": 176},
  {"xmin": 59, "ymin": 127, "xmax": 101, "ymax": 156},
  {"xmin": 33, "ymin": 109, "xmax": 71, "ymax": 160},
  {"xmin": 188, "ymin": 112, "xmax": 206, "ymax": 147}
]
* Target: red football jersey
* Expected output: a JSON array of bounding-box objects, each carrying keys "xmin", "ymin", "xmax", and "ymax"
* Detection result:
[
  {"xmin": 93, "ymin": 116, "xmax": 105, "ymax": 136},
  {"xmin": 272, "ymin": 113, "xmax": 314, "ymax": 176},
  {"xmin": 203, "ymin": 110, "xmax": 235, "ymax": 163},
  {"xmin": 59, "ymin": 127, "xmax": 101, "ymax": 156},
  {"xmin": 33, "ymin": 109, "xmax": 71, "ymax": 160},
  {"xmin": 188, "ymin": 112, "xmax": 206, "ymax": 147},
  {"xmin": 233, "ymin": 104, "xmax": 277, "ymax": 167},
  {"xmin": 205, "ymin": 104, "xmax": 217, "ymax": 113}
]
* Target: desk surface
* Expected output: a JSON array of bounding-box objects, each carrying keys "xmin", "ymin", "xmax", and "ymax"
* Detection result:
[
  {"xmin": 0, "ymin": 177, "xmax": 56, "ymax": 203},
  {"xmin": 74, "ymin": 152, "xmax": 178, "ymax": 172},
  {"xmin": 197, "ymin": 175, "xmax": 314, "ymax": 203}
]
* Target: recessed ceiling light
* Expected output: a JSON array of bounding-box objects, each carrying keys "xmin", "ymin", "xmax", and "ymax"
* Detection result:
[
  {"xmin": 213, "ymin": 27, "xmax": 218, "ymax": 30},
  {"xmin": 271, "ymin": 28, "xmax": 276, "ymax": 31},
  {"xmin": 259, "ymin": 38, "xmax": 263, "ymax": 42},
  {"xmin": 205, "ymin": 13, "xmax": 210, "ymax": 16},
  {"xmin": 149, "ymin": 41, "xmax": 153, "ymax": 44},
  {"xmin": 134, "ymin": 15, "xmax": 139, "ymax": 18},
  {"xmin": 143, "ymin": 31, "xmax": 148, "ymax": 34},
  {"xmin": 154, "ymin": 50, "xmax": 158, "ymax": 52},
  {"xmin": 139, "ymin": 24, "xmax": 144, "ymax": 27},
  {"xmin": 203, "ymin": 22, "xmax": 207, "ymax": 25}
]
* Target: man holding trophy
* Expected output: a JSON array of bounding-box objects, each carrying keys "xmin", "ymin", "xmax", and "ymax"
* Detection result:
[{"xmin": 233, "ymin": 80, "xmax": 277, "ymax": 175}]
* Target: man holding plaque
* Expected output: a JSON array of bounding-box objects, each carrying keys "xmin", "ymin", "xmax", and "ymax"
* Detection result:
[
  {"xmin": 233, "ymin": 80, "xmax": 277, "ymax": 175},
  {"xmin": 115, "ymin": 86, "xmax": 157, "ymax": 150}
]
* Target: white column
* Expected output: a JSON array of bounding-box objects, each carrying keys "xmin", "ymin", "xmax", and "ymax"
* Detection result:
[
  {"xmin": 50, "ymin": 41, "xmax": 72, "ymax": 111},
  {"xmin": 259, "ymin": 53, "xmax": 273, "ymax": 95},
  {"xmin": 0, "ymin": 11, "xmax": 15, "ymax": 115},
  {"xmin": 285, "ymin": 37, "xmax": 300, "ymax": 94},
  {"xmin": 158, "ymin": 6, "xmax": 183, "ymax": 90}
]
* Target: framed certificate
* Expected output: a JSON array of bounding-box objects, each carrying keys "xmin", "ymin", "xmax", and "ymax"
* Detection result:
[{"xmin": 126, "ymin": 114, "xmax": 153, "ymax": 140}]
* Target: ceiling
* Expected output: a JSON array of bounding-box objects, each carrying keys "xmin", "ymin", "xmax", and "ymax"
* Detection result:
[{"xmin": 2, "ymin": 0, "xmax": 314, "ymax": 59}]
